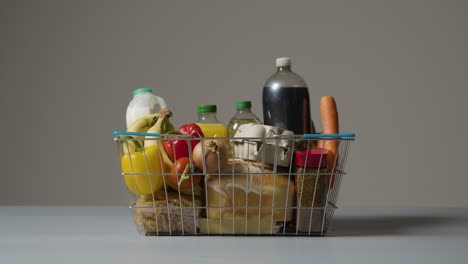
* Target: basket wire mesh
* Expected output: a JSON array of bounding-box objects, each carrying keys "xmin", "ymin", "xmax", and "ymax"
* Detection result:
[{"xmin": 113, "ymin": 132, "xmax": 354, "ymax": 236}]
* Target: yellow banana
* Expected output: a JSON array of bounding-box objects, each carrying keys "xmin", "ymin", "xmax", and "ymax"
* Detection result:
[
  {"xmin": 123, "ymin": 113, "xmax": 159, "ymax": 154},
  {"xmin": 144, "ymin": 120, "xmax": 159, "ymax": 148},
  {"xmin": 126, "ymin": 113, "xmax": 159, "ymax": 132},
  {"xmin": 145, "ymin": 110, "xmax": 174, "ymax": 173},
  {"xmin": 144, "ymin": 108, "xmax": 173, "ymax": 147}
]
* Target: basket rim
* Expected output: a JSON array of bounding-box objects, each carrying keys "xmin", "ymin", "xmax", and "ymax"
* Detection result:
[{"xmin": 112, "ymin": 131, "xmax": 356, "ymax": 140}]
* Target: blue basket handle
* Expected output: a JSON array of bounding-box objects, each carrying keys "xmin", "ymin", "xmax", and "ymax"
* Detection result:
[
  {"xmin": 113, "ymin": 130, "xmax": 355, "ymax": 139},
  {"xmin": 112, "ymin": 131, "xmax": 161, "ymax": 137},
  {"xmin": 303, "ymin": 133, "xmax": 355, "ymax": 139}
]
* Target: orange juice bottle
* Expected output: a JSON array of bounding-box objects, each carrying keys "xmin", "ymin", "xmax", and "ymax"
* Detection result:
[{"xmin": 196, "ymin": 104, "xmax": 227, "ymax": 138}]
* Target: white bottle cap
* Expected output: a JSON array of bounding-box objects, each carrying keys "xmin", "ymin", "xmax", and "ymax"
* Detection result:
[{"xmin": 276, "ymin": 57, "xmax": 291, "ymax": 67}]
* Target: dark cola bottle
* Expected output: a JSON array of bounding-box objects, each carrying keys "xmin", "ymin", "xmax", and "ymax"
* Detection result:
[{"xmin": 262, "ymin": 57, "xmax": 315, "ymax": 135}]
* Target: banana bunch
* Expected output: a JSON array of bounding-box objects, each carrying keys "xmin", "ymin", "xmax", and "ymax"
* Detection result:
[
  {"xmin": 127, "ymin": 113, "xmax": 159, "ymax": 133},
  {"xmin": 121, "ymin": 113, "xmax": 157, "ymax": 154},
  {"xmin": 144, "ymin": 108, "xmax": 175, "ymax": 173},
  {"xmin": 122, "ymin": 108, "xmax": 175, "ymax": 152},
  {"xmin": 144, "ymin": 108, "xmax": 174, "ymax": 147}
]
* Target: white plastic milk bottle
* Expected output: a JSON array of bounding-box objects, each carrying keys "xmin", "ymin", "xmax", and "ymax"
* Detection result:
[{"xmin": 126, "ymin": 88, "xmax": 167, "ymax": 128}]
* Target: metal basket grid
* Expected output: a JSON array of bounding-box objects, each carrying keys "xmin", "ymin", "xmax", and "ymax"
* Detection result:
[{"xmin": 113, "ymin": 132, "xmax": 355, "ymax": 236}]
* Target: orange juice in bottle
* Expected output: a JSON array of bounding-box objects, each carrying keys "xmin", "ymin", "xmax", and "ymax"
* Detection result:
[{"xmin": 196, "ymin": 104, "xmax": 227, "ymax": 138}]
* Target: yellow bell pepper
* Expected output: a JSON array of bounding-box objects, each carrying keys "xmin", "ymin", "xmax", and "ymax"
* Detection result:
[{"xmin": 121, "ymin": 143, "xmax": 164, "ymax": 195}]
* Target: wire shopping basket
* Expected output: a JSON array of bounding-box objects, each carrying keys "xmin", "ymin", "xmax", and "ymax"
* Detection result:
[{"xmin": 113, "ymin": 131, "xmax": 355, "ymax": 236}]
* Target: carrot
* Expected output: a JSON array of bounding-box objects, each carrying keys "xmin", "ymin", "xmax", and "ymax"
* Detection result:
[
  {"xmin": 317, "ymin": 96, "xmax": 339, "ymax": 153},
  {"xmin": 316, "ymin": 96, "xmax": 339, "ymax": 187}
]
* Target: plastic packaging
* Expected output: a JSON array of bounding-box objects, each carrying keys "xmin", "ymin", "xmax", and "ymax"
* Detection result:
[
  {"xmin": 205, "ymin": 160, "xmax": 295, "ymax": 223},
  {"xmin": 133, "ymin": 192, "xmax": 201, "ymax": 234},
  {"xmin": 262, "ymin": 57, "xmax": 314, "ymax": 134},
  {"xmin": 227, "ymin": 101, "xmax": 262, "ymax": 157},
  {"xmin": 227, "ymin": 101, "xmax": 261, "ymax": 137},
  {"xmin": 199, "ymin": 218, "xmax": 279, "ymax": 234},
  {"xmin": 196, "ymin": 104, "xmax": 227, "ymax": 138},
  {"xmin": 126, "ymin": 88, "xmax": 167, "ymax": 128}
]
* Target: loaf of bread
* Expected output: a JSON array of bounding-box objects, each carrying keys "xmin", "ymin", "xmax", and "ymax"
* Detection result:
[
  {"xmin": 133, "ymin": 191, "xmax": 202, "ymax": 234},
  {"xmin": 199, "ymin": 218, "xmax": 280, "ymax": 234},
  {"xmin": 206, "ymin": 160, "xmax": 295, "ymax": 222}
]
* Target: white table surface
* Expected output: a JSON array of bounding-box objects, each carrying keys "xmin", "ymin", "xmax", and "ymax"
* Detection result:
[{"xmin": 1, "ymin": 207, "xmax": 467, "ymax": 263}]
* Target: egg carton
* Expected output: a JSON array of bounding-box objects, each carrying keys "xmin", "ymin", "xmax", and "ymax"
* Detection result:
[{"xmin": 232, "ymin": 124, "xmax": 294, "ymax": 167}]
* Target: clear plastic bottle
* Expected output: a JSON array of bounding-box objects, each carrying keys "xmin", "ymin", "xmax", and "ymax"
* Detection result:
[
  {"xmin": 262, "ymin": 57, "xmax": 315, "ymax": 134},
  {"xmin": 227, "ymin": 101, "xmax": 262, "ymax": 138},
  {"xmin": 126, "ymin": 88, "xmax": 167, "ymax": 128},
  {"xmin": 227, "ymin": 101, "xmax": 262, "ymax": 158},
  {"xmin": 196, "ymin": 104, "xmax": 227, "ymax": 138}
]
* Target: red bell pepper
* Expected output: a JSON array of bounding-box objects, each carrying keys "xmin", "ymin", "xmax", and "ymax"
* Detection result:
[
  {"xmin": 178, "ymin": 123, "xmax": 204, "ymax": 148},
  {"xmin": 164, "ymin": 123, "xmax": 204, "ymax": 161}
]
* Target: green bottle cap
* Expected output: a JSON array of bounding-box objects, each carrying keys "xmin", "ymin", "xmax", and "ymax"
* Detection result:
[
  {"xmin": 236, "ymin": 101, "xmax": 252, "ymax": 110},
  {"xmin": 133, "ymin": 88, "xmax": 153, "ymax": 96},
  {"xmin": 197, "ymin": 104, "xmax": 217, "ymax": 113}
]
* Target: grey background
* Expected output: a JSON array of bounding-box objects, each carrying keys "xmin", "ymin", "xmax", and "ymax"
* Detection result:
[{"xmin": 1, "ymin": 0, "xmax": 467, "ymax": 206}]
